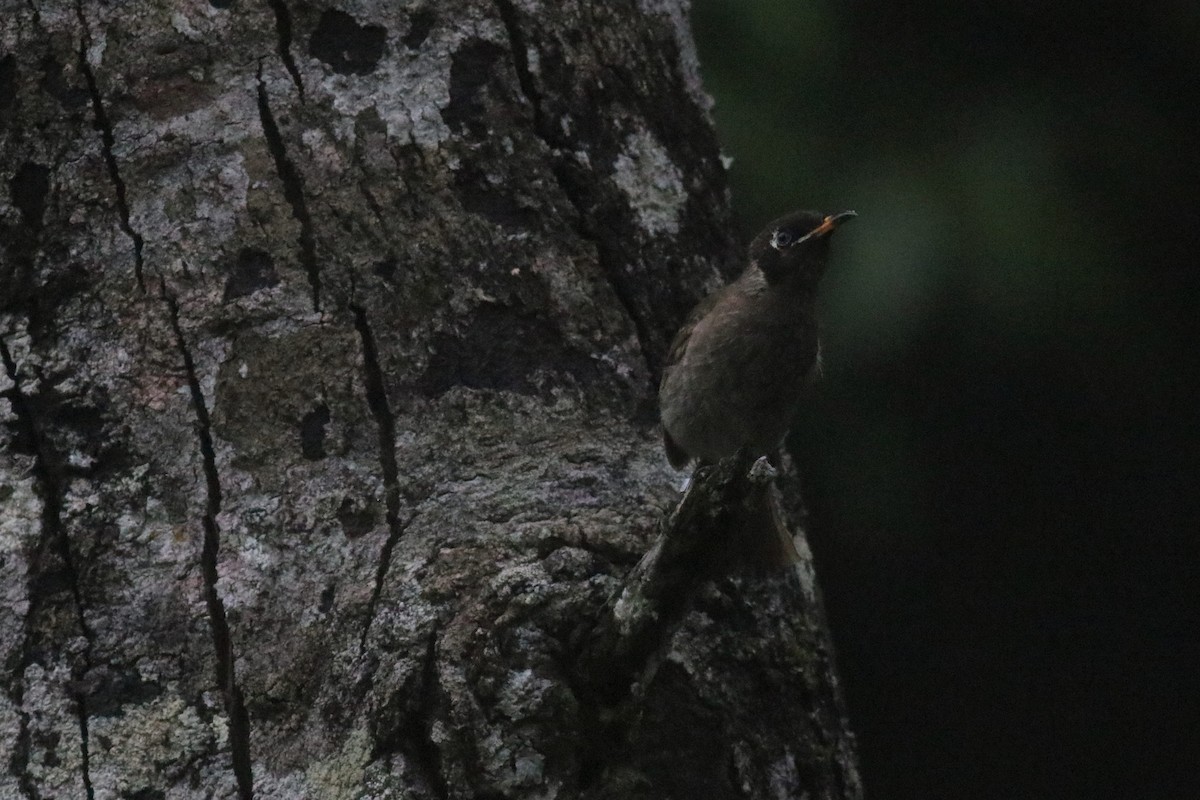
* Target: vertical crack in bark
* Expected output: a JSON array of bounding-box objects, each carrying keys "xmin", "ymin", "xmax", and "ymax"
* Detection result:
[
  {"xmin": 256, "ymin": 66, "xmax": 320, "ymax": 312},
  {"xmin": 75, "ymin": 13, "xmax": 146, "ymax": 294},
  {"xmin": 406, "ymin": 632, "xmax": 449, "ymax": 800},
  {"xmin": 9, "ymin": 712, "xmax": 37, "ymax": 798},
  {"xmin": 2, "ymin": 342, "xmax": 45, "ymax": 800},
  {"xmin": 158, "ymin": 284, "xmax": 255, "ymax": 800},
  {"xmin": 554, "ymin": 168, "xmax": 659, "ymax": 377},
  {"xmin": 1, "ymin": 336, "xmax": 96, "ymax": 799},
  {"xmin": 492, "ymin": 0, "xmax": 543, "ymax": 116},
  {"xmin": 349, "ymin": 303, "xmax": 405, "ymax": 650},
  {"xmin": 75, "ymin": 700, "xmax": 94, "ymax": 799},
  {"xmin": 263, "ymin": 0, "xmax": 306, "ymax": 100},
  {"xmin": 492, "ymin": 0, "xmax": 658, "ymax": 377},
  {"xmin": 357, "ymin": 182, "xmax": 393, "ymax": 244}
]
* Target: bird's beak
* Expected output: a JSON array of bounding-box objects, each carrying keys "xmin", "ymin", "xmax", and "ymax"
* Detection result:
[
  {"xmin": 795, "ymin": 210, "xmax": 857, "ymax": 245},
  {"xmin": 812, "ymin": 210, "xmax": 857, "ymax": 237}
]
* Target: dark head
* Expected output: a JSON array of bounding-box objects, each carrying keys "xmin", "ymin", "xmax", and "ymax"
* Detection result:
[{"xmin": 748, "ymin": 209, "xmax": 857, "ymax": 287}]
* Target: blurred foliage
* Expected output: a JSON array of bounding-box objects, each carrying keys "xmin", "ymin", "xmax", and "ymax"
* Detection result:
[{"xmin": 692, "ymin": 1, "xmax": 1200, "ymax": 797}]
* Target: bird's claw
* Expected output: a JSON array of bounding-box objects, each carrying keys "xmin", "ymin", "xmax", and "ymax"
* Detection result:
[{"xmin": 747, "ymin": 456, "xmax": 778, "ymax": 484}]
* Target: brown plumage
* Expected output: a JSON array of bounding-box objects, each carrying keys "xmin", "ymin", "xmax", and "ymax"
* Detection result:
[{"xmin": 659, "ymin": 209, "xmax": 856, "ymax": 468}]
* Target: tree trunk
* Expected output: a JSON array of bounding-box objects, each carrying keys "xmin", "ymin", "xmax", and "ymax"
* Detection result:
[{"xmin": 0, "ymin": 1, "xmax": 860, "ymax": 797}]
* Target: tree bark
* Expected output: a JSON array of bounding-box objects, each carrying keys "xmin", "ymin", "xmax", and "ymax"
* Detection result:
[{"xmin": 0, "ymin": 1, "xmax": 860, "ymax": 797}]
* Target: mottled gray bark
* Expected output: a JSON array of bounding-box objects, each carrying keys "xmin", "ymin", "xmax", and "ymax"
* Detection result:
[{"xmin": 0, "ymin": 1, "xmax": 860, "ymax": 798}]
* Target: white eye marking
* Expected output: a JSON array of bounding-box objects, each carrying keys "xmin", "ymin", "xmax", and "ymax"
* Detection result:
[{"xmin": 771, "ymin": 230, "xmax": 793, "ymax": 250}]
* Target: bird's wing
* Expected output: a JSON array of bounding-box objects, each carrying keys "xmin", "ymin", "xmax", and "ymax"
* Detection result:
[
  {"xmin": 659, "ymin": 285, "xmax": 733, "ymax": 469},
  {"xmin": 659, "ymin": 286, "xmax": 728, "ymax": 392}
]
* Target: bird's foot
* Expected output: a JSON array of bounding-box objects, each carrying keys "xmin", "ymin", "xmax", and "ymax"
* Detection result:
[{"xmin": 747, "ymin": 456, "xmax": 779, "ymax": 484}]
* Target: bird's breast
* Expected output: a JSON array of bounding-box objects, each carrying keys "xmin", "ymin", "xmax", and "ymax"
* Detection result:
[{"xmin": 659, "ymin": 289, "xmax": 819, "ymax": 461}]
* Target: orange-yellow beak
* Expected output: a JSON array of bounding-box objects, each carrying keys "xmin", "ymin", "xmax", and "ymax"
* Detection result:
[
  {"xmin": 812, "ymin": 210, "xmax": 857, "ymax": 237},
  {"xmin": 795, "ymin": 210, "xmax": 857, "ymax": 245}
]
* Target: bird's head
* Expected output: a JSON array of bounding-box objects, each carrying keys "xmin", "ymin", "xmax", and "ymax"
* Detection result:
[{"xmin": 749, "ymin": 209, "xmax": 856, "ymax": 288}]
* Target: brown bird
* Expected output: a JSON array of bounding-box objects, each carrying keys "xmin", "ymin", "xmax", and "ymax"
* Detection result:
[{"xmin": 659, "ymin": 209, "xmax": 856, "ymax": 469}]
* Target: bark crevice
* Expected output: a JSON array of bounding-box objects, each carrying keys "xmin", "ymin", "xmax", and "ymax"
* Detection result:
[
  {"xmin": 350, "ymin": 303, "xmax": 407, "ymax": 650},
  {"xmin": 263, "ymin": 0, "xmax": 306, "ymax": 100},
  {"xmin": 7, "ymin": 701, "xmax": 36, "ymax": 798},
  {"xmin": 159, "ymin": 283, "xmax": 255, "ymax": 800},
  {"xmin": 76, "ymin": 9, "xmax": 145, "ymax": 294},
  {"xmin": 492, "ymin": 0, "xmax": 657, "ymax": 379},
  {"xmin": 256, "ymin": 66, "xmax": 320, "ymax": 312},
  {"xmin": 0, "ymin": 335, "xmax": 96, "ymax": 800},
  {"xmin": 406, "ymin": 632, "xmax": 449, "ymax": 800}
]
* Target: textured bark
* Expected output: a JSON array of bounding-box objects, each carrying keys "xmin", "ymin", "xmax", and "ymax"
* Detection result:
[{"xmin": 0, "ymin": 1, "xmax": 860, "ymax": 798}]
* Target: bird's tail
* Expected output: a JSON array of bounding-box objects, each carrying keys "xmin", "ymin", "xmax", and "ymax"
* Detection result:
[{"xmin": 728, "ymin": 478, "xmax": 802, "ymax": 571}]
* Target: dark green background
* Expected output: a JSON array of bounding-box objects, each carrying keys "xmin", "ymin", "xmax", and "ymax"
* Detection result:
[{"xmin": 693, "ymin": 2, "xmax": 1199, "ymax": 797}]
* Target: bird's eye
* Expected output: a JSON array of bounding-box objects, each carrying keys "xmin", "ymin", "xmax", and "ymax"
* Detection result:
[{"xmin": 772, "ymin": 230, "xmax": 793, "ymax": 248}]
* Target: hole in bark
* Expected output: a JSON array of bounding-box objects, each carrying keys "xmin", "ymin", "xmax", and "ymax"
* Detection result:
[
  {"xmin": 308, "ymin": 9, "xmax": 388, "ymax": 76},
  {"xmin": 38, "ymin": 55, "xmax": 88, "ymax": 110},
  {"xmin": 1, "ymin": 54, "xmax": 17, "ymax": 110},
  {"xmin": 10, "ymin": 162, "xmax": 49, "ymax": 231},
  {"xmin": 127, "ymin": 789, "xmax": 166, "ymax": 800},
  {"xmin": 35, "ymin": 730, "xmax": 62, "ymax": 766},
  {"xmin": 402, "ymin": 8, "xmax": 435, "ymax": 49},
  {"xmin": 318, "ymin": 583, "xmax": 336, "ymax": 612},
  {"xmin": 454, "ymin": 165, "xmax": 537, "ymax": 229},
  {"xmin": 223, "ymin": 246, "xmax": 279, "ymax": 300},
  {"xmin": 23, "ymin": 261, "xmax": 91, "ymax": 344},
  {"xmin": 441, "ymin": 38, "xmax": 506, "ymax": 137},
  {"xmin": 337, "ymin": 496, "xmax": 376, "ymax": 539},
  {"xmin": 372, "ymin": 257, "xmax": 398, "ymax": 281},
  {"xmin": 299, "ymin": 402, "xmax": 331, "ymax": 460},
  {"xmin": 88, "ymin": 670, "xmax": 163, "ymax": 717}
]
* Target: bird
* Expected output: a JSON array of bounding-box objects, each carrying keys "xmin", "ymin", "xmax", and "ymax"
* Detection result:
[{"xmin": 658, "ymin": 209, "xmax": 856, "ymax": 469}]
